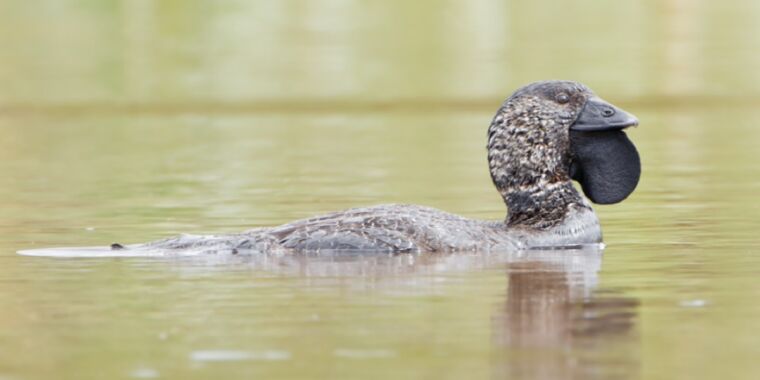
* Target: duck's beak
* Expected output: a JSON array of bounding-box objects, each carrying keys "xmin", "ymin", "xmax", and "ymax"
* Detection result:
[{"xmin": 570, "ymin": 97, "xmax": 638, "ymax": 131}]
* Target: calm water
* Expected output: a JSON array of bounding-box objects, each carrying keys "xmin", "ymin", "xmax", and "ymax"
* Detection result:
[{"xmin": 2, "ymin": 1, "xmax": 760, "ymax": 379}]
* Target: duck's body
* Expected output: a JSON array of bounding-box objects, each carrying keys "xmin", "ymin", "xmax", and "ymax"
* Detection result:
[
  {"xmin": 122, "ymin": 81, "xmax": 641, "ymax": 255},
  {"xmin": 142, "ymin": 203, "xmax": 602, "ymax": 254}
]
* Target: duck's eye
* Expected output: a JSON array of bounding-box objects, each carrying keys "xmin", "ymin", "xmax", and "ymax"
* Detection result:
[{"xmin": 556, "ymin": 93, "xmax": 570, "ymax": 104}]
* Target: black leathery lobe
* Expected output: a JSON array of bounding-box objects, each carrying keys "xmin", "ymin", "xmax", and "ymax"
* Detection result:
[{"xmin": 569, "ymin": 130, "xmax": 640, "ymax": 204}]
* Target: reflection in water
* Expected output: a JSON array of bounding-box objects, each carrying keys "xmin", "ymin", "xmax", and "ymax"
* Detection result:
[
  {"xmin": 154, "ymin": 246, "xmax": 639, "ymax": 379},
  {"xmin": 18, "ymin": 244, "xmax": 639, "ymax": 379},
  {"xmin": 493, "ymin": 249, "xmax": 639, "ymax": 379}
]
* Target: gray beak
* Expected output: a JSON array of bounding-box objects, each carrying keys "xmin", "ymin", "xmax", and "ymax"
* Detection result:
[{"xmin": 570, "ymin": 97, "xmax": 639, "ymax": 131}]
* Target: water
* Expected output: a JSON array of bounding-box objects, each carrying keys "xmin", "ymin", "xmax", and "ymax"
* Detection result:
[{"xmin": 2, "ymin": 1, "xmax": 760, "ymax": 379}]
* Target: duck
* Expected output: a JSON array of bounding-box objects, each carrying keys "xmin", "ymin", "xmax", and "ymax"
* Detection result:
[{"xmin": 124, "ymin": 80, "xmax": 641, "ymax": 254}]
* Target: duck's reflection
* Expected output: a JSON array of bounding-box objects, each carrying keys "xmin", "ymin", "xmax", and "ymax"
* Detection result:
[
  {"xmin": 74, "ymin": 243, "xmax": 639, "ymax": 378},
  {"xmin": 493, "ymin": 247, "xmax": 639, "ymax": 379}
]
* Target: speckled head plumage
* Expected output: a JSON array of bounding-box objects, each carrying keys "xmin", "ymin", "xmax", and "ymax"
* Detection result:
[{"xmin": 488, "ymin": 80, "xmax": 640, "ymax": 229}]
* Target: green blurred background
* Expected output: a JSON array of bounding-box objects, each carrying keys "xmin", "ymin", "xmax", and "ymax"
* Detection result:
[
  {"xmin": 4, "ymin": 1, "xmax": 760, "ymax": 106},
  {"xmin": 1, "ymin": 1, "xmax": 760, "ymax": 379}
]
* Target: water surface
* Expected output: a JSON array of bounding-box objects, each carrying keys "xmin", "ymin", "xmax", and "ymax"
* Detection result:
[{"xmin": 2, "ymin": 1, "xmax": 760, "ymax": 379}]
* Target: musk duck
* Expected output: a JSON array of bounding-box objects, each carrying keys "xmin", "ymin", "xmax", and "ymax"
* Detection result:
[{"xmin": 107, "ymin": 80, "xmax": 643, "ymax": 254}]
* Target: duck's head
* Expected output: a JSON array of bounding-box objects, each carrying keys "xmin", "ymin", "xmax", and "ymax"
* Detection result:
[{"xmin": 488, "ymin": 80, "xmax": 640, "ymax": 223}]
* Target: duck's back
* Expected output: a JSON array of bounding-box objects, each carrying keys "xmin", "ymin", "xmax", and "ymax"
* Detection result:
[{"xmin": 265, "ymin": 204, "xmax": 519, "ymax": 253}]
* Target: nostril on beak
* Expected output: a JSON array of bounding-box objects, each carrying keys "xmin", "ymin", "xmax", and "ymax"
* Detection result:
[{"xmin": 602, "ymin": 108, "xmax": 615, "ymax": 117}]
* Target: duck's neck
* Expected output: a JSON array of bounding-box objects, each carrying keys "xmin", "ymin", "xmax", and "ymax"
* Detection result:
[
  {"xmin": 487, "ymin": 102, "xmax": 590, "ymax": 230},
  {"xmin": 498, "ymin": 180, "xmax": 590, "ymax": 229}
]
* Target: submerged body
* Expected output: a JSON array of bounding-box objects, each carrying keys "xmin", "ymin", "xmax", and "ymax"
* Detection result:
[
  {"xmin": 116, "ymin": 81, "xmax": 641, "ymax": 255},
  {"xmin": 143, "ymin": 203, "xmax": 603, "ymax": 254}
]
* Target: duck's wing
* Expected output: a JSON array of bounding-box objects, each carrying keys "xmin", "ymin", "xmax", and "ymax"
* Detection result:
[
  {"xmin": 262, "ymin": 204, "xmax": 504, "ymax": 253},
  {"xmin": 267, "ymin": 206, "xmax": 423, "ymax": 253}
]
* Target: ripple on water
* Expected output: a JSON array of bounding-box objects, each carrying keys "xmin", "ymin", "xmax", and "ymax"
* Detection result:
[
  {"xmin": 129, "ymin": 368, "xmax": 160, "ymax": 379},
  {"xmin": 189, "ymin": 350, "xmax": 291, "ymax": 362},
  {"xmin": 679, "ymin": 299, "xmax": 708, "ymax": 308},
  {"xmin": 333, "ymin": 348, "xmax": 397, "ymax": 359},
  {"xmin": 17, "ymin": 246, "xmax": 205, "ymax": 258}
]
